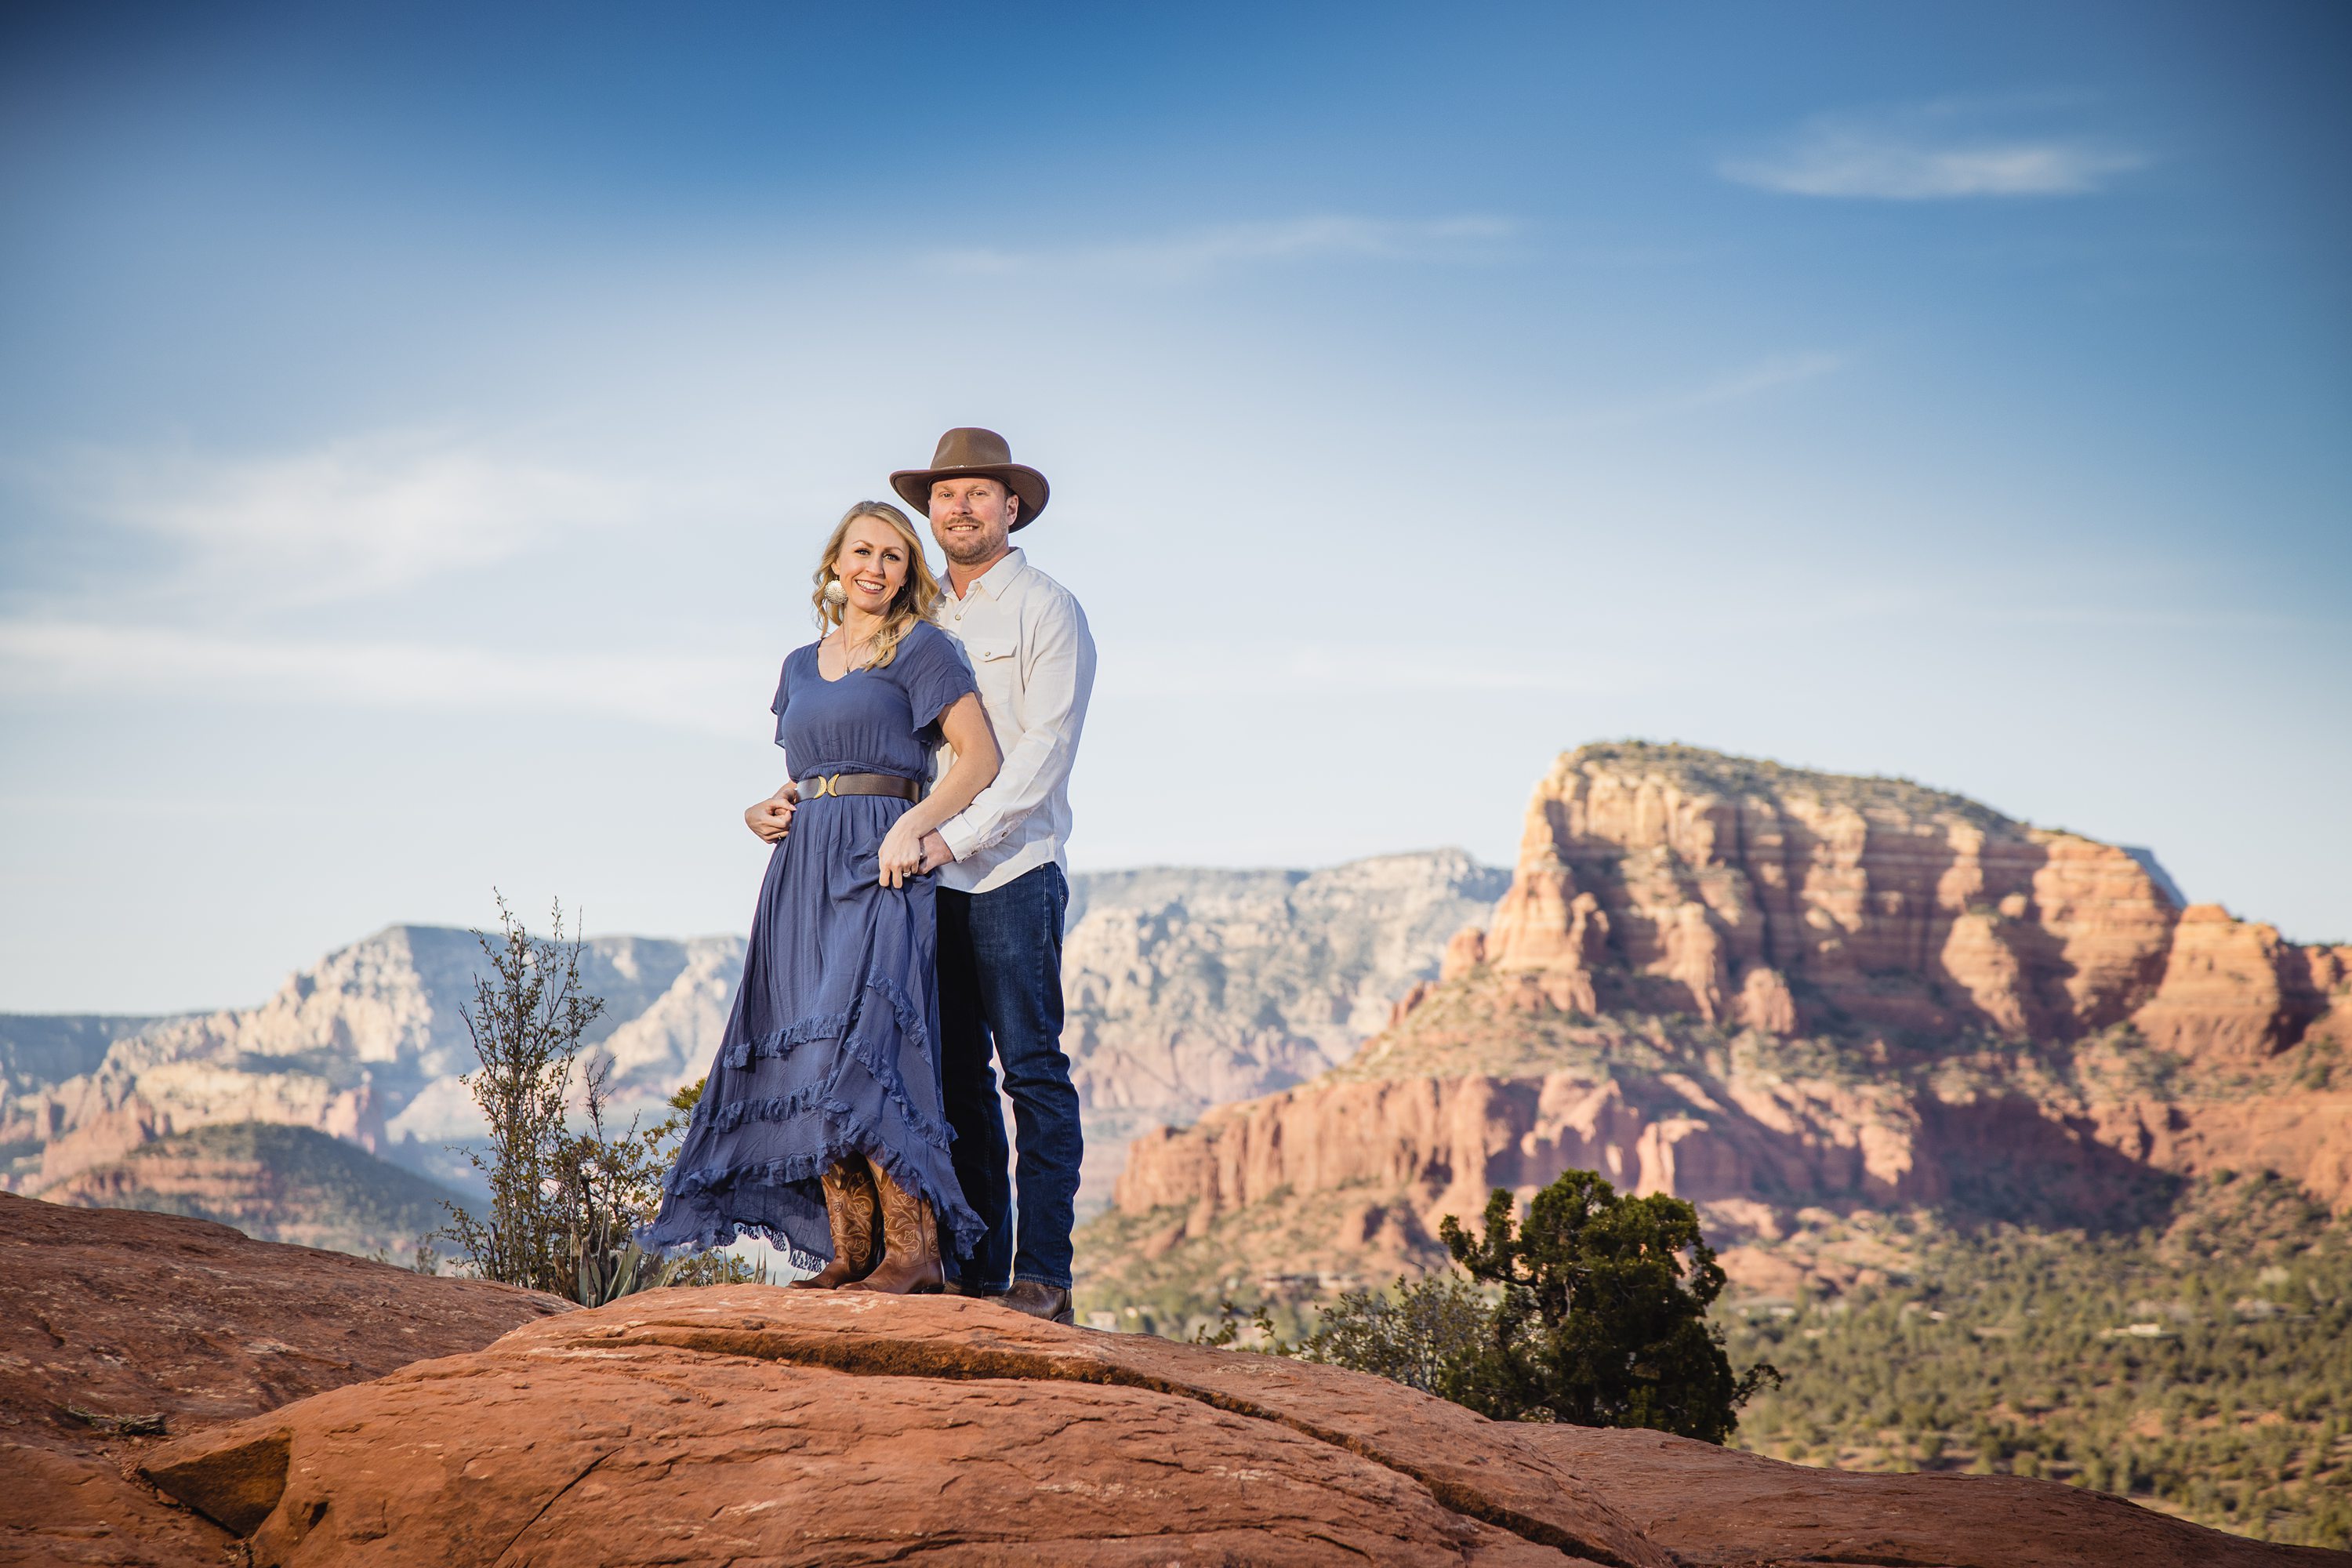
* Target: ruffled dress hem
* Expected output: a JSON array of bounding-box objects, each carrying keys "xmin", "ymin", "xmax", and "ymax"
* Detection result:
[{"xmin": 638, "ymin": 978, "xmax": 987, "ymax": 1266}]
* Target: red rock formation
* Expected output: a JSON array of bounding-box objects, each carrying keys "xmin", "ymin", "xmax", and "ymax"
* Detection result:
[
  {"xmin": 1484, "ymin": 745, "xmax": 2201, "ymax": 1043},
  {"xmin": 1107, "ymin": 746, "xmax": 2352, "ymax": 1295},
  {"xmin": 2135, "ymin": 905, "xmax": 2352, "ymax": 1062},
  {"xmin": 1443, "ymin": 925, "xmax": 1490, "ymax": 983},
  {"xmin": 0, "ymin": 1192, "xmax": 568, "ymax": 1567},
  {"xmin": 136, "ymin": 1283, "xmax": 2324, "ymax": 1568}
]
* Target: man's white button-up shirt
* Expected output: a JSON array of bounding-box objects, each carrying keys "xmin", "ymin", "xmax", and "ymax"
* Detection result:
[{"xmin": 931, "ymin": 546, "xmax": 1097, "ymax": 896}]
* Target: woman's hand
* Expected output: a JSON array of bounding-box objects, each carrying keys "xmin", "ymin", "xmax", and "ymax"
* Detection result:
[
  {"xmin": 746, "ymin": 784, "xmax": 797, "ymax": 844},
  {"xmin": 877, "ymin": 815, "xmax": 926, "ymax": 888}
]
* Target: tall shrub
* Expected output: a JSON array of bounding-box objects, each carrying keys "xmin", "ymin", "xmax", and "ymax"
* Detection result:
[{"xmin": 436, "ymin": 894, "xmax": 699, "ymax": 1298}]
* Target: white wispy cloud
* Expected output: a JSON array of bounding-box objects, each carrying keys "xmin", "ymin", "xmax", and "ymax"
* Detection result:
[
  {"xmin": 1555, "ymin": 350, "xmax": 1851, "ymax": 433},
  {"xmin": 930, "ymin": 214, "xmax": 1518, "ymax": 282},
  {"xmin": 0, "ymin": 432, "xmax": 703, "ymax": 733},
  {"xmin": 1106, "ymin": 639, "xmax": 1640, "ymax": 700},
  {"xmin": 0, "ymin": 619, "xmax": 759, "ymax": 735},
  {"xmin": 1678, "ymin": 351, "xmax": 1849, "ymax": 408},
  {"xmin": 36, "ymin": 432, "xmax": 641, "ymax": 608},
  {"xmin": 1722, "ymin": 106, "xmax": 2144, "ymax": 200}
]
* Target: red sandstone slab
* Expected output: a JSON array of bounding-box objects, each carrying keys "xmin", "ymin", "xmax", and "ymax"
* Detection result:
[{"xmin": 144, "ymin": 1337, "xmax": 1586, "ymax": 1566}]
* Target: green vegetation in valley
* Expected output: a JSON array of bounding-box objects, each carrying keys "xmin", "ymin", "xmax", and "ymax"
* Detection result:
[
  {"xmin": 1722, "ymin": 1172, "xmax": 2352, "ymax": 1548},
  {"xmin": 1076, "ymin": 1181, "xmax": 1439, "ymax": 1341}
]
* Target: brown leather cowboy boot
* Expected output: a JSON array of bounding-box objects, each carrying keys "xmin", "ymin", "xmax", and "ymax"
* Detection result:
[
  {"xmin": 841, "ymin": 1162, "xmax": 946, "ymax": 1294},
  {"xmin": 789, "ymin": 1157, "xmax": 880, "ymax": 1289}
]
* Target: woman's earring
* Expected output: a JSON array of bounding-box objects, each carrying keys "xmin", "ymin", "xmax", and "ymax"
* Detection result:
[{"xmin": 822, "ymin": 577, "xmax": 848, "ymax": 609}]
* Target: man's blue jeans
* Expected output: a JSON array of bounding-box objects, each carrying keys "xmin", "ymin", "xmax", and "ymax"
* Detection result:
[{"xmin": 936, "ymin": 862, "xmax": 1081, "ymax": 1292}]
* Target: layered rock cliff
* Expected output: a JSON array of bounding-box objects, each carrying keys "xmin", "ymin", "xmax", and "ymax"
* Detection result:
[
  {"xmin": 1479, "ymin": 743, "xmax": 2341, "ymax": 1052},
  {"xmin": 1100, "ymin": 743, "xmax": 2352, "ymax": 1298}
]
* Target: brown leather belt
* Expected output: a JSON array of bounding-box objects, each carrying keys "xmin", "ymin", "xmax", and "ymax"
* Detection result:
[{"xmin": 798, "ymin": 771, "xmax": 922, "ymax": 802}]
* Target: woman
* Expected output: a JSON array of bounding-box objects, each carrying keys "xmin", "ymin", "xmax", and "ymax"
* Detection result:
[{"xmin": 641, "ymin": 500, "xmax": 999, "ymax": 1292}]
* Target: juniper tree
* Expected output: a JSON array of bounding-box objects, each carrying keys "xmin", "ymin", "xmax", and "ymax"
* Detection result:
[{"xmin": 1439, "ymin": 1168, "xmax": 1779, "ymax": 1443}]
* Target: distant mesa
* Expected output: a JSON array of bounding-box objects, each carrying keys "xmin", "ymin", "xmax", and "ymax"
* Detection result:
[{"xmin": 1463, "ymin": 741, "xmax": 2339, "ymax": 1055}]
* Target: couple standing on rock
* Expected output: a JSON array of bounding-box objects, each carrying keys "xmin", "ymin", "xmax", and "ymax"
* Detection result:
[{"xmin": 641, "ymin": 429, "xmax": 1094, "ymax": 1325}]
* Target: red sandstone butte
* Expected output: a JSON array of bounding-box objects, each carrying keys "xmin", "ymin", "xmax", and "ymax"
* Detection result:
[{"xmin": 1112, "ymin": 746, "xmax": 2352, "ymax": 1266}]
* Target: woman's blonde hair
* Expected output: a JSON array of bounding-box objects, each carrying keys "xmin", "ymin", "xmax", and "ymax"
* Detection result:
[{"xmin": 810, "ymin": 499, "xmax": 940, "ymax": 670}]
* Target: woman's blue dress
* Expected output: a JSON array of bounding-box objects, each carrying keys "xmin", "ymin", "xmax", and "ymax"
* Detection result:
[{"xmin": 642, "ymin": 619, "xmax": 985, "ymax": 1268}]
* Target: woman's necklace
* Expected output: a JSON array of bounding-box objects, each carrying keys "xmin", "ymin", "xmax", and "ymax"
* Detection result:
[{"xmin": 835, "ymin": 622, "xmax": 882, "ymax": 674}]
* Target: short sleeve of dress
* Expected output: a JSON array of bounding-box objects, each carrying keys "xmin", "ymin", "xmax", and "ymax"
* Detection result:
[
  {"xmin": 770, "ymin": 653, "xmax": 794, "ymax": 748},
  {"xmin": 894, "ymin": 622, "xmax": 978, "ymax": 746}
]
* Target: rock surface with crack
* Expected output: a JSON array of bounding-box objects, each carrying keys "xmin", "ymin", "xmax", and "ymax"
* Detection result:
[
  {"xmin": 137, "ymin": 1283, "xmax": 2334, "ymax": 1568},
  {"xmin": 0, "ymin": 1191, "xmax": 569, "ymax": 1567}
]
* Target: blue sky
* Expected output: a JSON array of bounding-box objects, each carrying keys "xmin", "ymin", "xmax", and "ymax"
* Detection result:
[{"xmin": 2, "ymin": 2, "xmax": 2347, "ymax": 1011}]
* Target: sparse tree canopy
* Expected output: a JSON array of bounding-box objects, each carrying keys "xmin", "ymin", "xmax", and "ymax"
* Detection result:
[{"xmin": 1439, "ymin": 1168, "xmax": 1778, "ymax": 1443}]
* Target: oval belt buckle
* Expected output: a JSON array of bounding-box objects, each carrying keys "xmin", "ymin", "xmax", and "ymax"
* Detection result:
[{"xmin": 810, "ymin": 775, "xmax": 836, "ymax": 798}]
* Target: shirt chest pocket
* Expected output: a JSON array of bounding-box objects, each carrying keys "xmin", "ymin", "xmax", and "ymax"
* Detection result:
[{"xmin": 964, "ymin": 636, "xmax": 1018, "ymax": 670}]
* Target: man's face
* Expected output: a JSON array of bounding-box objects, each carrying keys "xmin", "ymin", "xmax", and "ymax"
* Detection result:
[{"xmin": 929, "ymin": 477, "xmax": 1016, "ymax": 568}]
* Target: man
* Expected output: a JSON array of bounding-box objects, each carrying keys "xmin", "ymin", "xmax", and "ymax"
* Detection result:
[{"xmin": 891, "ymin": 427, "xmax": 1096, "ymax": 1324}]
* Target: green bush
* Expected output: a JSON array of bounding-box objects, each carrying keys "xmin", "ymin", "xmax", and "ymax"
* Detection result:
[{"xmin": 1303, "ymin": 1272, "xmax": 1493, "ymax": 1396}]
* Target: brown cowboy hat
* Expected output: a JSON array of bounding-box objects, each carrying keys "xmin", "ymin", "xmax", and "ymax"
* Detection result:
[{"xmin": 890, "ymin": 427, "xmax": 1051, "ymax": 530}]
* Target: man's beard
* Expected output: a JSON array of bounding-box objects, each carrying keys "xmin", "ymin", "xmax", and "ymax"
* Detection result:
[{"xmin": 938, "ymin": 526, "xmax": 1005, "ymax": 564}]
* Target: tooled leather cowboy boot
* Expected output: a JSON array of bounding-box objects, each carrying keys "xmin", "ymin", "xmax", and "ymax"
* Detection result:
[
  {"xmin": 789, "ymin": 1157, "xmax": 880, "ymax": 1289},
  {"xmin": 840, "ymin": 1162, "xmax": 946, "ymax": 1294}
]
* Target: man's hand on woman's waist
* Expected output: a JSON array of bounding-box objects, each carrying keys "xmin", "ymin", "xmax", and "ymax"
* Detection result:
[{"xmin": 918, "ymin": 831, "xmax": 956, "ymax": 873}]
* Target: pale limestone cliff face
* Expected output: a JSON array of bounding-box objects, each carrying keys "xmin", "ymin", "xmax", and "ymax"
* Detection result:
[
  {"xmin": 7, "ymin": 927, "xmax": 745, "ymax": 1194},
  {"xmin": 1102, "ymin": 744, "xmax": 2352, "ymax": 1296},
  {"xmin": 1062, "ymin": 851, "xmax": 1507, "ymax": 1118}
]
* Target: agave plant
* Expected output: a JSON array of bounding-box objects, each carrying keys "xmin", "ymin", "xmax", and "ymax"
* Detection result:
[{"xmin": 575, "ymin": 1238, "xmax": 688, "ymax": 1307}]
